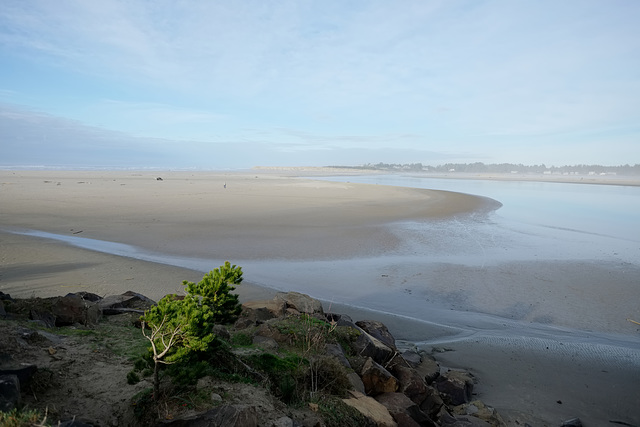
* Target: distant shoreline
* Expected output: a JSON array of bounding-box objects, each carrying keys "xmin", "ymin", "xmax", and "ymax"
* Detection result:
[{"xmin": 253, "ymin": 166, "xmax": 640, "ymax": 187}]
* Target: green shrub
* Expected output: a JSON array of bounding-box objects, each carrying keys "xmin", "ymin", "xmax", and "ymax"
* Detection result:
[
  {"xmin": 0, "ymin": 409, "xmax": 48, "ymax": 427},
  {"xmin": 140, "ymin": 262, "xmax": 244, "ymax": 400},
  {"xmin": 245, "ymin": 353, "xmax": 306, "ymax": 403},
  {"xmin": 127, "ymin": 371, "xmax": 141, "ymax": 384},
  {"xmin": 231, "ymin": 332, "xmax": 253, "ymax": 347}
]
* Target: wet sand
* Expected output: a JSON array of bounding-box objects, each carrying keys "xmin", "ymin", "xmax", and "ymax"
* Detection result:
[{"xmin": 1, "ymin": 170, "xmax": 639, "ymax": 426}]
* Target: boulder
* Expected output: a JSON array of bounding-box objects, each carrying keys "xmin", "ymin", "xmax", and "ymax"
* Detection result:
[
  {"xmin": 451, "ymin": 401, "xmax": 506, "ymax": 427},
  {"xmin": 325, "ymin": 343, "xmax": 351, "ymax": 369},
  {"xmin": 73, "ymin": 291, "xmax": 103, "ymax": 302},
  {"xmin": 435, "ymin": 371, "xmax": 474, "ymax": 406},
  {"xmin": 51, "ymin": 294, "xmax": 101, "ymax": 326},
  {"xmin": 390, "ymin": 363, "xmax": 430, "ymax": 406},
  {"xmin": 122, "ymin": 291, "xmax": 156, "ymax": 307},
  {"xmin": 99, "ymin": 292, "xmax": 155, "ymax": 315},
  {"xmin": 274, "ymin": 292, "xmax": 324, "ymax": 315},
  {"xmin": 440, "ymin": 412, "xmax": 492, "ymax": 427},
  {"xmin": 30, "ymin": 309, "xmax": 56, "ymax": 328},
  {"xmin": 157, "ymin": 404, "xmax": 257, "ymax": 426},
  {"xmin": 353, "ymin": 331, "xmax": 395, "ymax": 365},
  {"xmin": 361, "ymin": 357, "xmax": 398, "ymax": 396},
  {"xmin": 356, "ymin": 320, "xmax": 397, "ymax": 350},
  {"xmin": 375, "ymin": 392, "xmax": 437, "ymax": 427},
  {"xmin": 0, "ymin": 292, "xmax": 13, "ymax": 301},
  {"xmin": 561, "ymin": 418, "xmax": 582, "ymax": 427},
  {"xmin": 254, "ymin": 323, "xmax": 293, "ymax": 345},
  {"xmin": 401, "ymin": 349, "xmax": 422, "ymax": 369},
  {"xmin": 239, "ymin": 299, "xmax": 286, "ymax": 326},
  {"xmin": 0, "ymin": 364, "xmax": 37, "ymax": 386},
  {"xmin": 347, "ymin": 372, "xmax": 366, "ymax": 394},
  {"xmin": 272, "ymin": 416, "xmax": 296, "ymax": 427},
  {"xmin": 326, "ymin": 312, "xmax": 358, "ymax": 328},
  {"xmin": 0, "ymin": 374, "xmax": 20, "ymax": 412},
  {"xmin": 414, "ymin": 353, "xmax": 440, "ymax": 385},
  {"xmin": 342, "ymin": 390, "xmax": 397, "ymax": 427},
  {"xmin": 419, "ymin": 387, "xmax": 445, "ymax": 421}
]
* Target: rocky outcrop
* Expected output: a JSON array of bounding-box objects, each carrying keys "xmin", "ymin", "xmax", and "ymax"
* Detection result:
[{"xmin": 1, "ymin": 290, "xmax": 507, "ymax": 427}]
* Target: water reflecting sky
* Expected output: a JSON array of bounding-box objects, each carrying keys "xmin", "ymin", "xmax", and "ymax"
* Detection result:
[{"xmin": 312, "ymin": 175, "xmax": 640, "ymax": 264}]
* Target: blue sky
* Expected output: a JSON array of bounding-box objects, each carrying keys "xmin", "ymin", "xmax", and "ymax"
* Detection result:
[{"xmin": 1, "ymin": 1, "xmax": 639, "ymax": 169}]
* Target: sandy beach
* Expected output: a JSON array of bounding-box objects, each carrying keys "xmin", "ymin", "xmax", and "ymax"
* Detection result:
[{"xmin": 1, "ymin": 170, "xmax": 639, "ymax": 426}]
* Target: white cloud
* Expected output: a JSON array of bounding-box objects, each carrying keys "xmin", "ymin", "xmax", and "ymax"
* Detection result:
[{"xmin": 0, "ymin": 0, "xmax": 638, "ymax": 167}]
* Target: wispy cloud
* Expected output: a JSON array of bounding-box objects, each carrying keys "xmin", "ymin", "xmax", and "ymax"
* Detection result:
[{"xmin": 0, "ymin": 0, "xmax": 638, "ymax": 166}]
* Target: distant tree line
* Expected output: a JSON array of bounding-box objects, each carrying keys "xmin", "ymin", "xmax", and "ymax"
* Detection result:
[{"xmin": 327, "ymin": 162, "xmax": 640, "ymax": 175}]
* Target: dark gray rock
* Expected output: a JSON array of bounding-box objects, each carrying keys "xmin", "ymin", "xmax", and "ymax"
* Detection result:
[
  {"xmin": 401, "ymin": 349, "xmax": 422, "ymax": 369},
  {"xmin": 275, "ymin": 292, "xmax": 324, "ymax": 315},
  {"xmin": 391, "ymin": 363, "xmax": 430, "ymax": 406},
  {"xmin": 451, "ymin": 400, "xmax": 506, "ymax": 426},
  {"xmin": 415, "ymin": 353, "xmax": 440, "ymax": 385},
  {"xmin": 440, "ymin": 412, "xmax": 492, "ymax": 427},
  {"xmin": 375, "ymin": 392, "xmax": 437, "ymax": 427},
  {"xmin": 238, "ymin": 299, "xmax": 285, "ymax": 326},
  {"xmin": 436, "ymin": 371, "xmax": 474, "ymax": 406},
  {"xmin": 0, "ymin": 300, "xmax": 5, "ymax": 318},
  {"xmin": 72, "ymin": 291, "xmax": 103, "ymax": 302},
  {"xmin": 0, "ymin": 292, "xmax": 13, "ymax": 301},
  {"xmin": 355, "ymin": 320, "xmax": 397, "ymax": 350},
  {"xmin": 353, "ymin": 330, "xmax": 395, "ymax": 365},
  {"xmin": 51, "ymin": 294, "xmax": 101, "ymax": 326},
  {"xmin": 99, "ymin": 293, "xmax": 154, "ymax": 315},
  {"xmin": 30, "ymin": 309, "xmax": 56, "ymax": 328},
  {"xmin": 326, "ymin": 312, "xmax": 357, "ymax": 328},
  {"xmin": 122, "ymin": 290, "xmax": 156, "ymax": 307},
  {"xmin": 360, "ymin": 357, "xmax": 398, "ymax": 396},
  {"xmin": 325, "ymin": 343, "xmax": 351, "ymax": 369},
  {"xmin": 419, "ymin": 387, "xmax": 445, "ymax": 421},
  {"xmin": 252, "ymin": 335, "xmax": 279, "ymax": 350},
  {"xmin": 561, "ymin": 418, "xmax": 582, "ymax": 427},
  {"xmin": 0, "ymin": 374, "xmax": 20, "ymax": 412},
  {"xmin": 0, "ymin": 364, "xmax": 37, "ymax": 386},
  {"xmin": 347, "ymin": 372, "xmax": 366, "ymax": 394}
]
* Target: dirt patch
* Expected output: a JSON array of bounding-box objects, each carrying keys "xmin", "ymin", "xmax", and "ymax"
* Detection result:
[{"xmin": 0, "ymin": 314, "xmax": 150, "ymax": 426}]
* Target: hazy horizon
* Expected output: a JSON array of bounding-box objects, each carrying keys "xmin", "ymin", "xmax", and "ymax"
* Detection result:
[{"xmin": 2, "ymin": 1, "xmax": 639, "ymax": 169}]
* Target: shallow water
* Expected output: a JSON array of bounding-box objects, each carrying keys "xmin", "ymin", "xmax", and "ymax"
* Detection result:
[{"xmin": 8, "ymin": 176, "xmax": 640, "ymax": 354}]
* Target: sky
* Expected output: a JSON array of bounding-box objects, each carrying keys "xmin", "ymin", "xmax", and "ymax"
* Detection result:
[{"xmin": 1, "ymin": 1, "xmax": 639, "ymax": 169}]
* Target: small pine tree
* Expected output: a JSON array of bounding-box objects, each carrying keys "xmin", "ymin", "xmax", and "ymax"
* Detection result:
[
  {"xmin": 182, "ymin": 261, "xmax": 243, "ymax": 325},
  {"xmin": 141, "ymin": 262, "xmax": 244, "ymax": 400}
]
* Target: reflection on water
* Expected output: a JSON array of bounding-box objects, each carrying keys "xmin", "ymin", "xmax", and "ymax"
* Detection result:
[{"xmin": 313, "ymin": 175, "xmax": 640, "ymax": 264}]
